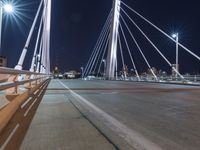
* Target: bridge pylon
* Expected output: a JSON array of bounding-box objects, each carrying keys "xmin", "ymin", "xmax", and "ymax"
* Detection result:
[{"xmin": 105, "ymin": 0, "xmax": 121, "ymax": 80}]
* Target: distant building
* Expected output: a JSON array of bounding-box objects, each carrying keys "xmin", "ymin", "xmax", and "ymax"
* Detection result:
[
  {"xmin": 64, "ymin": 70, "xmax": 81, "ymax": 79},
  {"xmin": 120, "ymin": 65, "xmax": 128, "ymax": 77},
  {"xmin": 172, "ymin": 64, "xmax": 179, "ymax": 77},
  {"xmin": 53, "ymin": 66, "xmax": 59, "ymax": 74},
  {"xmin": 0, "ymin": 56, "xmax": 7, "ymax": 67},
  {"xmin": 147, "ymin": 67, "xmax": 158, "ymax": 75}
]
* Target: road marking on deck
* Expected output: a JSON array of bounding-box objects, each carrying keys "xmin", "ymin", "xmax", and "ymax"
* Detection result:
[
  {"xmin": 24, "ymin": 98, "xmax": 38, "ymax": 117},
  {"xmin": 58, "ymin": 80, "xmax": 163, "ymax": 150},
  {"xmin": 0, "ymin": 124, "xmax": 20, "ymax": 150}
]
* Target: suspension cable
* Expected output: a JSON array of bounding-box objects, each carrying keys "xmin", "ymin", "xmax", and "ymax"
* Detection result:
[
  {"xmin": 30, "ymin": 14, "xmax": 43, "ymax": 72},
  {"xmin": 118, "ymin": 33, "xmax": 126, "ymax": 78},
  {"xmin": 119, "ymin": 22, "xmax": 140, "ymax": 80},
  {"xmin": 97, "ymin": 33, "xmax": 110, "ymax": 75},
  {"xmin": 120, "ymin": 14, "xmax": 158, "ymax": 80},
  {"xmin": 121, "ymin": 8, "xmax": 184, "ymax": 80},
  {"xmin": 93, "ymin": 23, "xmax": 111, "ymax": 74},
  {"xmin": 36, "ymin": 33, "xmax": 43, "ymax": 73},
  {"xmin": 85, "ymin": 10, "xmax": 113, "ymax": 76},
  {"xmin": 15, "ymin": 0, "xmax": 43, "ymax": 70},
  {"xmin": 88, "ymin": 18, "xmax": 112, "ymax": 76},
  {"xmin": 121, "ymin": 1, "xmax": 200, "ymax": 61},
  {"xmin": 83, "ymin": 9, "xmax": 113, "ymax": 77}
]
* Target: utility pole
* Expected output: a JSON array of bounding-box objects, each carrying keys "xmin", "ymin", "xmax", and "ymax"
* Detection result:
[
  {"xmin": 175, "ymin": 33, "xmax": 179, "ymax": 78},
  {"xmin": 172, "ymin": 33, "xmax": 179, "ymax": 78}
]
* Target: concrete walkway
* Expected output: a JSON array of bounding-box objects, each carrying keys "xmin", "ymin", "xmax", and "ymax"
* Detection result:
[{"xmin": 20, "ymin": 85, "xmax": 115, "ymax": 150}]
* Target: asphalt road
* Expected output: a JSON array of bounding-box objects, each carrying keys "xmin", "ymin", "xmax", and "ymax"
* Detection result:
[{"xmin": 51, "ymin": 79, "xmax": 200, "ymax": 150}]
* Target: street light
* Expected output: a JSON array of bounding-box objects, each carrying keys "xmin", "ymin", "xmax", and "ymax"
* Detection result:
[
  {"xmin": 102, "ymin": 59, "xmax": 106, "ymax": 77},
  {"xmin": 172, "ymin": 33, "xmax": 179, "ymax": 78},
  {"xmin": 80, "ymin": 67, "xmax": 84, "ymax": 79},
  {"xmin": 0, "ymin": 1, "xmax": 14, "ymax": 51},
  {"xmin": 35, "ymin": 54, "xmax": 40, "ymax": 71},
  {"xmin": 4, "ymin": 3, "xmax": 14, "ymax": 13}
]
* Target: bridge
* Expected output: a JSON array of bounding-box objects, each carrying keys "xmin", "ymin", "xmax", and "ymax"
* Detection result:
[{"xmin": 0, "ymin": 0, "xmax": 200, "ymax": 150}]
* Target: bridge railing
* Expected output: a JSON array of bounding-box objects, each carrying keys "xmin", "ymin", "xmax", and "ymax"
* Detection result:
[
  {"xmin": 0, "ymin": 67, "xmax": 50, "ymax": 96},
  {"xmin": 0, "ymin": 67, "xmax": 51, "ymax": 136},
  {"xmin": 84, "ymin": 74, "xmax": 200, "ymax": 85}
]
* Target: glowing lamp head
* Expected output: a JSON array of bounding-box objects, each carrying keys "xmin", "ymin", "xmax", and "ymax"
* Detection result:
[
  {"xmin": 4, "ymin": 3, "xmax": 14, "ymax": 13},
  {"xmin": 172, "ymin": 33, "xmax": 178, "ymax": 38}
]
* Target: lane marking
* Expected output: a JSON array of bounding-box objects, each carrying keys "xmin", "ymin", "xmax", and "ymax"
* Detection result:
[
  {"xmin": 58, "ymin": 80, "xmax": 163, "ymax": 150},
  {"xmin": 0, "ymin": 124, "xmax": 20, "ymax": 150},
  {"xmin": 24, "ymin": 98, "xmax": 38, "ymax": 117},
  {"xmin": 21, "ymin": 97, "xmax": 32, "ymax": 109}
]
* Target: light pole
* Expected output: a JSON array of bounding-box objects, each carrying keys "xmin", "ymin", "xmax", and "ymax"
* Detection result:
[
  {"xmin": 34, "ymin": 54, "xmax": 40, "ymax": 71},
  {"xmin": 0, "ymin": 1, "xmax": 14, "ymax": 51},
  {"xmin": 102, "ymin": 59, "xmax": 106, "ymax": 77},
  {"xmin": 172, "ymin": 33, "xmax": 179, "ymax": 78},
  {"xmin": 80, "ymin": 67, "xmax": 84, "ymax": 79}
]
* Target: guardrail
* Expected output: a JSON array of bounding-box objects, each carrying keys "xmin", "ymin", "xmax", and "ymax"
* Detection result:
[
  {"xmin": 0, "ymin": 67, "xmax": 51, "ymax": 141},
  {"xmin": 0, "ymin": 67, "xmax": 50, "ymax": 97},
  {"xmin": 84, "ymin": 75, "xmax": 200, "ymax": 85}
]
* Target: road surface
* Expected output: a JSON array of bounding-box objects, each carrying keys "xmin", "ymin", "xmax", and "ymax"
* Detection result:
[{"xmin": 22, "ymin": 79, "xmax": 200, "ymax": 150}]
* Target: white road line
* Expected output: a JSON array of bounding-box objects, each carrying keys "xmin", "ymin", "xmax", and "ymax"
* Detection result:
[
  {"xmin": 21, "ymin": 97, "xmax": 32, "ymax": 109},
  {"xmin": 24, "ymin": 98, "xmax": 38, "ymax": 117},
  {"xmin": 0, "ymin": 124, "xmax": 20, "ymax": 150},
  {"xmin": 58, "ymin": 80, "xmax": 163, "ymax": 150}
]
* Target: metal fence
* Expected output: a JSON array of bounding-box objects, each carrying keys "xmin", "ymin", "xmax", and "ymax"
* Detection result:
[{"xmin": 0, "ymin": 67, "xmax": 50, "ymax": 142}]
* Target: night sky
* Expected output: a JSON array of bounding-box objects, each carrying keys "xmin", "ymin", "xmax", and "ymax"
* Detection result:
[{"xmin": 1, "ymin": 0, "xmax": 200, "ymax": 74}]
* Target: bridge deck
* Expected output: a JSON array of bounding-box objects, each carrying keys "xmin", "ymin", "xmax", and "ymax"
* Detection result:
[
  {"xmin": 20, "ymin": 80, "xmax": 115, "ymax": 150},
  {"xmin": 20, "ymin": 79, "xmax": 200, "ymax": 150}
]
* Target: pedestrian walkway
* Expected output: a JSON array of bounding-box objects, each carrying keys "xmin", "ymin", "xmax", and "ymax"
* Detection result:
[{"xmin": 20, "ymin": 81, "xmax": 115, "ymax": 150}]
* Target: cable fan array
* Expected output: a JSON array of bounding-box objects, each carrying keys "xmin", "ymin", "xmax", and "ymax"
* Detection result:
[
  {"xmin": 83, "ymin": 0, "xmax": 200, "ymax": 81},
  {"xmin": 15, "ymin": 0, "xmax": 51, "ymax": 74}
]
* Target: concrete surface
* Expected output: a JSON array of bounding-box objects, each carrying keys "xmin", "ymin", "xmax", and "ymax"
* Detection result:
[{"xmin": 20, "ymin": 91, "xmax": 116, "ymax": 150}]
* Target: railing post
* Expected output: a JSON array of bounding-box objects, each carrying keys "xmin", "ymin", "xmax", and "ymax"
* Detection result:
[
  {"xmin": 24, "ymin": 75, "xmax": 31, "ymax": 89},
  {"xmin": 5, "ymin": 75, "xmax": 19, "ymax": 101}
]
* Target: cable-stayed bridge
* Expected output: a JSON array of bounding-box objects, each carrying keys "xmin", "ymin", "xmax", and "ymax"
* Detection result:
[
  {"xmin": 83, "ymin": 0, "xmax": 200, "ymax": 83},
  {"xmin": 1, "ymin": 0, "xmax": 200, "ymax": 150}
]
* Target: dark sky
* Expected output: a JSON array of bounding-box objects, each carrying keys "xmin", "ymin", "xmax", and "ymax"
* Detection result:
[{"xmin": 1, "ymin": 0, "xmax": 200, "ymax": 74}]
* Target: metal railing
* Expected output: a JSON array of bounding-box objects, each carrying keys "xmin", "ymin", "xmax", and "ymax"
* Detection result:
[
  {"xmin": 0, "ymin": 67, "xmax": 50, "ymax": 95},
  {"xmin": 0, "ymin": 67, "xmax": 51, "ymax": 137},
  {"xmin": 83, "ymin": 74, "xmax": 200, "ymax": 85}
]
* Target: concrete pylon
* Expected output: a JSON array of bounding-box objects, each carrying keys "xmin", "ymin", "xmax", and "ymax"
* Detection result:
[{"xmin": 106, "ymin": 0, "xmax": 121, "ymax": 80}]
